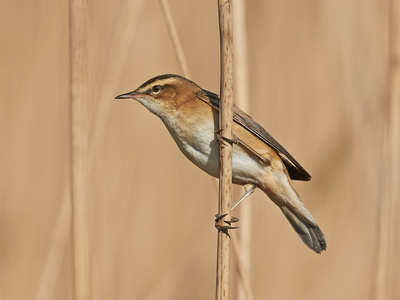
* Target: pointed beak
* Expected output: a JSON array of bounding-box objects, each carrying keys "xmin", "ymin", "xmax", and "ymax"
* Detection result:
[{"xmin": 115, "ymin": 91, "xmax": 143, "ymax": 100}]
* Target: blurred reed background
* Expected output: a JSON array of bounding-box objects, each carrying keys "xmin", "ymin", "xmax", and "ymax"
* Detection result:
[{"xmin": 0, "ymin": 0, "xmax": 399, "ymax": 299}]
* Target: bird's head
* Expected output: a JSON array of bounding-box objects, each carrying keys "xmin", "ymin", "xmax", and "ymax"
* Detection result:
[{"xmin": 115, "ymin": 74, "xmax": 201, "ymax": 118}]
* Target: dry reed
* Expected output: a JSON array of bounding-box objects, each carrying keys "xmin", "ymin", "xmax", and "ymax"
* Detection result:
[
  {"xmin": 35, "ymin": 190, "xmax": 71, "ymax": 300},
  {"xmin": 375, "ymin": 0, "xmax": 400, "ymax": 299},
  {"xmin": 215, "ymin": 1, "xmax": 234, "ymax": 299},
  {"xmin": 69, "ymin": 0, "xmax": 90, "ymax": 298},
  {"xmin": 159, "ymin": 0, "xmax": 191, "ymax": 79},
  {"xmin": 233, "ymin": 0, "xmax": 253, "ymax": 299},
  {"xmin": 231, "ymin": 238, "xmax": 255, "ymax": 300},
  {"xmin": 88, "ymin": 0, "xmax": 145, "ymax": 164}
]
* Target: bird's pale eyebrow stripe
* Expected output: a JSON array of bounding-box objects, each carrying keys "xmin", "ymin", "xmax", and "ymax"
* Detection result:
[
  {"xmin": 140, "ymin": 78, "xmax": 180, "ymax": 91},
  {"xmin": 139, "ymin": 74, "xmax": 183, "ymax": 88}
]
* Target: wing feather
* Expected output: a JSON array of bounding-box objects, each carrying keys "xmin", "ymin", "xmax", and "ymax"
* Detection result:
[{"xmin": 196, "ymin": 90, "xmax": 311, "ymax": 181}]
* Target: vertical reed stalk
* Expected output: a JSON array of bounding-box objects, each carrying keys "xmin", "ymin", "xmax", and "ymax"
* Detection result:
[
  {"xmin": 159, "ymin": 0, "xmax": 224, "ymax": 203},
  {"xmin": 88, "ymin": 0, "xmax": 144, "ymax": 162},
  {"xmin": 35, "ymin": 189, "xmax": 71, "ymax": 300},
  {"xmin": 233, "ymin": 1, "xmax": 253, "ymax": 299},
  {"xmin": 375, "ymin": 0, "xmax": 400, "ymax": 299},
  {"xmin": 231, "ymin": 239, "xmax": 255, "ymax": 300},
  {"xmin": 216, "ymin": 1, "xmax": 234, "ymax": 300},
  {"xmin": 159, "ymin": 0, "xmax": 191, "ymax": 79},
  {"xmin": 69, "ymin": 0, "xmax": 90, "ymax": 299}
]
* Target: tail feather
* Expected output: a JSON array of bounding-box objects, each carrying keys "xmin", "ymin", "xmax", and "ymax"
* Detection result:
[{"xmin": 281, "ymin": 206, "xmax": 327, "ymax": 253}]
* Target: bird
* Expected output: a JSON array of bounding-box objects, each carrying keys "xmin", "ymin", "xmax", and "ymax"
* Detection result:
[{"xmin": 115, "ymin": 74, "xmax": 326, "ymax": 253}]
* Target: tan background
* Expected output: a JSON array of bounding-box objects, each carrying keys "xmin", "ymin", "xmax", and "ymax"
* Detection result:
[{"xmin": 1, "ymin": 0, "xmax": 399, "ymax": 299}]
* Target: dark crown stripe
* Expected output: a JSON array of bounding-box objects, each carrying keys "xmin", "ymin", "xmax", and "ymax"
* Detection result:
[{"xmin": 139, "ymin": 74, "xmax": 186, "ymax": 89}]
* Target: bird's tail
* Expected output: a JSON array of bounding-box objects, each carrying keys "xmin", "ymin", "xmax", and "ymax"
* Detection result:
[{"xmin": 280, "ymin": 205, "xmax": 327, "ymax": 253}]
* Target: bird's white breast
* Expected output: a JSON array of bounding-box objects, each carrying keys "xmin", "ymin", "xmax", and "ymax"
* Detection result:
[{"xmin": 164, "ymin": 116, "xmax": 264, "ymax": 186}]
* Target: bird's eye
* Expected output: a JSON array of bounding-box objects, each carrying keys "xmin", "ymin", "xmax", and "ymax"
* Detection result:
[{"xmin": 152, "ymin": 85, "xmax": 161, "ymax": 93}]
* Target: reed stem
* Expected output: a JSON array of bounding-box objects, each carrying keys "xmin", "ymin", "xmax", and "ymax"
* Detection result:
[
  {"xmin": 159, "ymin": 0, "xmax": 191, "ymax": 79},
  {"xmin": 69, "ymin": 0, "xmax": 90, "ymax": 298},
  {"xmin": 215, "ymin": 1, "xmax": 234, "ymax": 299},
  {"xmin": 375, "ymin": 0, "xmax": 400, "ymax": 298},
  {"xmin": 233, "ymin": 0, "xmax": 253, "ymax": 299}
]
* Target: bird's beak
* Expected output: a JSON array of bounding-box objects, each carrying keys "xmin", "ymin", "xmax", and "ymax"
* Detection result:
[{"xmin": 115, "ymin": 91, "xmax": 143, "ymax": 100}]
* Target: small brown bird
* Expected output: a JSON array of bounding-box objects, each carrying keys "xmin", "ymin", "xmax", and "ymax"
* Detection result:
[{"xmin": 116, "ymin": 74, "xmax": 326, "ymax": 253}]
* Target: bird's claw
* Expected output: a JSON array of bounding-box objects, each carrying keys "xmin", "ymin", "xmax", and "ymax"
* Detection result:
[
  {"xmin": 215, "ymin": 130, "xmax": 239, "ymax": 146},
  {"xmin": 229, "ymin": 216, "xmax": 240, "ymax": 223},
  {"xmin": 215, "ymin": 213, "xmax": 239, "ymax": 237}
]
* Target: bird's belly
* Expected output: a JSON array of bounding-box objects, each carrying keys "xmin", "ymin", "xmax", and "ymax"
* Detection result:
[
  {"xmin": 174, "ymin": 129, "xmax": 221, "ymax": 178},
  {"xmin": 231, "ymin": 149, "xmax": 264, "ymax": 185},
  {"xmin": 172, "ymin": 130, "xmax": 264, "ymax": 185}
]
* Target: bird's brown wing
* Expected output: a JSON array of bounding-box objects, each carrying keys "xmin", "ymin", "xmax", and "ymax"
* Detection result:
[{"xmin": 196, "ymin": 90, "xmax": 311, "ymax": 181}]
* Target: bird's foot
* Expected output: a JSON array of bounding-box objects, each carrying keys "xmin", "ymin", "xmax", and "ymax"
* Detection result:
[
  {"xmin": 215, "ymin": 213, "xmax": 239, "ymax": 237},
  {"xmin": 215, "ymin": 130, "xmax": 239, "ymax": 146}
]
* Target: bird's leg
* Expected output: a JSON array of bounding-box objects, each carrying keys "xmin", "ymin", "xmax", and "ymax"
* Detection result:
[
  {"xmin": 215, "ymin": 184, "xmax": 255, "ymax": 234},
  {"xmin": 214, "ymin": 130, "xmax": 241, "ymax": 233},
  {"xmin": 231, "ymin": 184, "xmax": 256, "ymax": 210}
]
